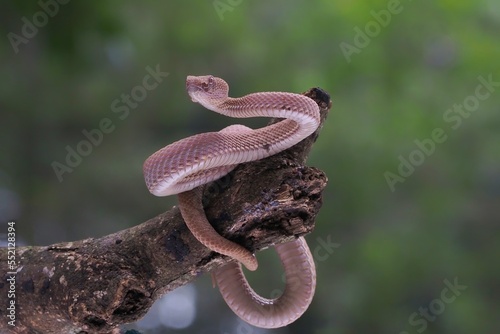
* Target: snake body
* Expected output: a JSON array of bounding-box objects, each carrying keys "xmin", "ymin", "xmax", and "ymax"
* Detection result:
[{"xmin": 143, "ymin": 75, "xmax": 320, "ymax": 328}]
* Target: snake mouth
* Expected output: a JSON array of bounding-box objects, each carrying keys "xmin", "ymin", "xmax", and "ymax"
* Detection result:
[
  {"xmin": 186, "ymin": 88, "xmax": 201, "ymax": 103},
  {"xmin": 186, "ymin": 83, "xmax": 199, "ymax": 92},
  {"xmin": 186, "ymin": 76, "xmax": 200, "ymax": 90},
  {"xmin": 186, "ymin": 78, "xmax": 202, "ymax": 102},
  {"xmin": 185, "ymin": 86, "xmax": 199, "ymax": 103}
]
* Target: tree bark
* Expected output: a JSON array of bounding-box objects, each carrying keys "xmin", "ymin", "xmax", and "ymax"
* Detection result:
[{"xmin": 0, "ymin": 88, "xmax": 331, "ymax": 334}]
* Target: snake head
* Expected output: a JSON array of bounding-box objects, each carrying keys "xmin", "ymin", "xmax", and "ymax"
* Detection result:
[{"xmin": 186, "ymin": 75, "xmax": 229, "ymax": 104}]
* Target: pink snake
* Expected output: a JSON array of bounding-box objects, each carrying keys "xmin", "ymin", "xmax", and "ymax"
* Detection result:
[{"xmin": 143, "ymin": 75, "xmax": 320, "ymax": 328}]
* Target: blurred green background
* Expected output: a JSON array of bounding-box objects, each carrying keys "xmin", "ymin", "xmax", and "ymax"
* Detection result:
[{"xmin": 1, "ymin": 1, "xmax": 499, "ymax": 333}]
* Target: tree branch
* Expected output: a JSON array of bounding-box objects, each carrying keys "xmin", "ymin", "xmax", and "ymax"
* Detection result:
[{"xmin": 0, "ymin": 88, "xmax": 331, "ymax": 334}]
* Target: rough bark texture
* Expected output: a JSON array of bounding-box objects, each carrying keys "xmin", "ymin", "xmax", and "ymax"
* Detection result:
[{"xmin": 0, "ymin": 87, "xmax": 331, "ymax": 334}]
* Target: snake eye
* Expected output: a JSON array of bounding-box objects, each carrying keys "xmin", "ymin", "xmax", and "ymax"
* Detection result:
[{"xmin": 201, "ymin": 76, "xmax": 214, "ymax": 92}]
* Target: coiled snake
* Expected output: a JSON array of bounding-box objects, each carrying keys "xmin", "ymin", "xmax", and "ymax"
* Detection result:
[{"xmin": 143, "ymin": 75, "xmax": 320, "ymax": 328}]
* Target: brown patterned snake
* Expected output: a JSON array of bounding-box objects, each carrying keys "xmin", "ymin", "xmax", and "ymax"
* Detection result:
[{"xmin": 143, "ymin": 75, "xmax": 320, "ymax": 328}]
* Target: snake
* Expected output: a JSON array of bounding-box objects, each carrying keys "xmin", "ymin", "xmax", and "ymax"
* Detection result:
[{"xmin": 143, "ymin": 75, "xmax": 320, "ymax": 328}]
